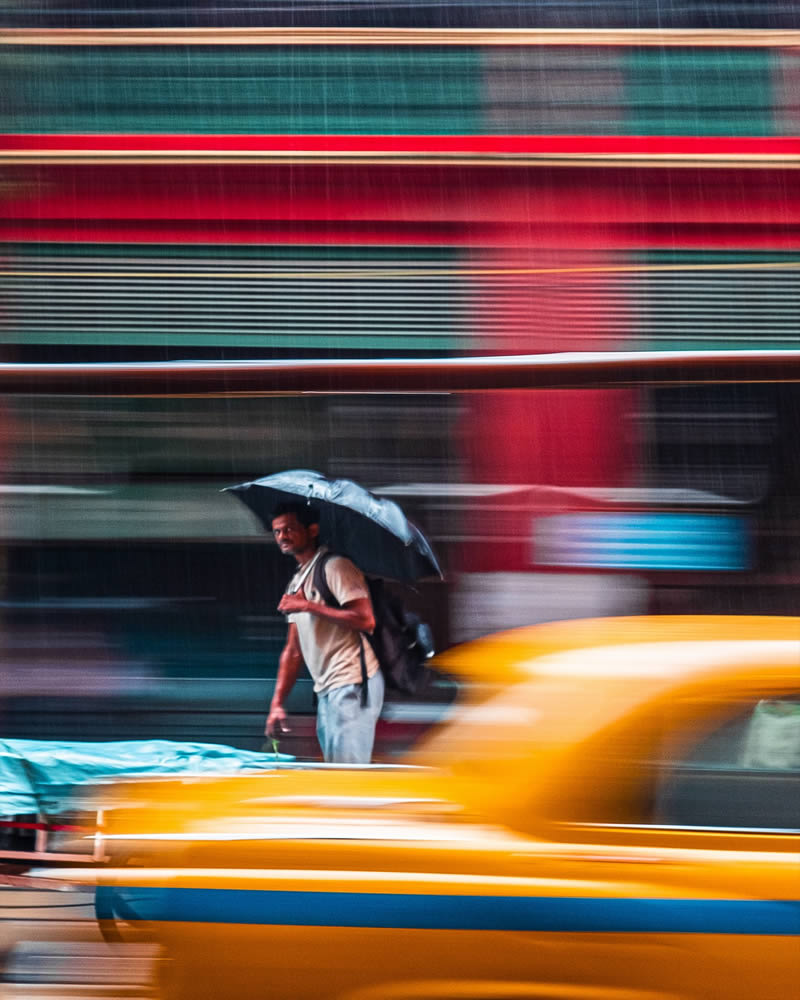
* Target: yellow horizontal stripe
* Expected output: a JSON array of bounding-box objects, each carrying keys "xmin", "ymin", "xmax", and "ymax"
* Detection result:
[
  {"xmin": 3, "ymin": 28, "xmax": 800, "ymax": 48},
  {"xmin": 3, "ymin": 261, "xmax": 800, "ymax": 280},
  {"xmin": 3, "ymin": 152, "xmax": 800, "ymax": 168}
]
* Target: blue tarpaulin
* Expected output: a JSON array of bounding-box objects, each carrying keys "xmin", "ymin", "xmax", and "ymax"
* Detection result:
[{"xmin": 0, "ymin": 739, "xmax": 293, "ymax": 817}]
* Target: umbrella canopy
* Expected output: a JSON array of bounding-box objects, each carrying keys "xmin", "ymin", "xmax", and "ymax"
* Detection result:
[{"xmin": 224, "ymin": 469, "xmax": 442, "ymax": 583}]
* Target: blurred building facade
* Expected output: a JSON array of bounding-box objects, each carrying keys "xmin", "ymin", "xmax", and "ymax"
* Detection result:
[{"xmin": 1, "ymin": 10, "xmax": 799, "ymax": 755}]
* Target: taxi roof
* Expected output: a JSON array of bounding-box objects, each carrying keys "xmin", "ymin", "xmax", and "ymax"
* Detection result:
[
  {"xmin": 432, "ymin": 615, "xmax": 800, "ymax": 688},
  {"xmin": 419, "ymin": 615, "xmax": 800, "ymax": 795}
]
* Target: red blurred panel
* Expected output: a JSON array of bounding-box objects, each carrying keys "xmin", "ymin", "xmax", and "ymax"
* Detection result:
[{"xmin": 4, "ymin": 165, "xmax": 800, "ymax": 236}]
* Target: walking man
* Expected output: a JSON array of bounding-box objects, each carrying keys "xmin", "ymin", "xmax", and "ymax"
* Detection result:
[{"xmin": 266, "ymin": 502, "xmax": 385, "ymax": 763}]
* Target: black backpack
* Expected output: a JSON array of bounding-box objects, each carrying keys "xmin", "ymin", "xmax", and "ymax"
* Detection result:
[{"xmin": 312, "ymin": 552, "xmax": 435, "ymax": 705}]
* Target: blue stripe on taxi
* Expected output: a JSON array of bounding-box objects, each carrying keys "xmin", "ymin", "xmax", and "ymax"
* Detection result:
[{"xmin": 96, "ymin": 887, "xmax": 800, "ymax": 935}]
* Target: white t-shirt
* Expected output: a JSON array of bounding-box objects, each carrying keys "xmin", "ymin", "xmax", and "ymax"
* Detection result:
[{"xmin": 286, "ymin": 548, "xmax": 379, "ymax": 694}]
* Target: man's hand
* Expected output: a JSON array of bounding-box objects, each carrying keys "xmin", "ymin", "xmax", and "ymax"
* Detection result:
[
  {"xmin": 278, "ymin": 592, "xmax": 309, "ymax": 615},
  {"xmin": 267, "ymin": 624, "xmax": 302, "ymax": 740},
  {"xmin": 266, "ymin": 702, "xmax": 290, "ymax": 738}
]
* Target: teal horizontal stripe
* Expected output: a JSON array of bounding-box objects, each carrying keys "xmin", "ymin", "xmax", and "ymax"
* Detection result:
[
  {"xmin": 625, "ymin": 48, "xmax": 774, "ymax": 136},
  {"xmin": 0, "ymin": 243, "xmax": 460, "ymax": 262},
  {"xmin": 97, "ymin": 887, "xmax": 800, "ymax": 935},
  {"xmin": 646, "ymin": 339, "xmax": 800, "ymax": 350},
  {"xmin": 1, "ymin": 45, "xmax": 482, "ymax": 135},
  {"xmin": 646, "ymin": 251, "xmax": 800, "ymax": 266},
  {"xmin": 1, "ymin": 45, "xmax": 790, "ymax": 137},
  {"xmin": 0, "ymin": 331, "xmax": 461, "ymax": 349}
]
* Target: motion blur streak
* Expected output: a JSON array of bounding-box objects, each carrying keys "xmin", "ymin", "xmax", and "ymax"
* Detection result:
[
  {"xmin": 4, "ymin": 28, "xmax": 800, "ymax": 45},
  {"xmin": 1, "ymin": 0, "xmax": 799, "ymax": 760},
  {"xmin": 1, "ymin": 5, "xmax": 799, "ymax": 999}
]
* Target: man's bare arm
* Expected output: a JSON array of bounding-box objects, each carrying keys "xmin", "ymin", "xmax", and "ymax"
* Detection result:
[
  {"xmin": 277, "ymin": 593, "xmax": 375, "ymax": 634},
  {"xmin": 266, "ymin": 623, "xmax": 303, "ymax": 737}
]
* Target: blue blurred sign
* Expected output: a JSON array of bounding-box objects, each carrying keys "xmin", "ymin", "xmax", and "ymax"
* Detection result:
[{"xmin": 533, "ymin": 512, "xmax": 749, "ymax": 571}]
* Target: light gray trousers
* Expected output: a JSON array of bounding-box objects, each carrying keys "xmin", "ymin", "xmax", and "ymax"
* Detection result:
[{"xmin": 316, "ymin": 669, "xmax": 385, "ymax": 764}]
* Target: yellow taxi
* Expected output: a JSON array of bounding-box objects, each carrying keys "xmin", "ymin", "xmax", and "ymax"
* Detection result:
[{"xmin": 26, "ymin": 616, "xmax": 800, "ymax": 1000}]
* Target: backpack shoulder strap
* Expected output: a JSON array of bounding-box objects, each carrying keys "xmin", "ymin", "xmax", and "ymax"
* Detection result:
[
  {"xmin": 311, "ymin": 551, "xmax": 339, "ymax": 608},
  {"xmin": 312, "ymin": 552, "xmax": 369, "ymax": 706}
]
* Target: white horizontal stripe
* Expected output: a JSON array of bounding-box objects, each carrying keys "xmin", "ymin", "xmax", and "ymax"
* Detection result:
[{"xmin": 524, "ymin": 640, "xmax": 800, "ymax": 680}]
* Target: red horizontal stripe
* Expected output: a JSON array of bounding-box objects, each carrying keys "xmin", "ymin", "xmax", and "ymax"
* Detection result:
[
  {"xmin": 4, "ymin": 222, "xmax": 800, "ymax": 249},
  {"xmin": 2, "ymin": 134, "xmax": 800, "ymax": 156},
  {"xmin": 0, "ymin": 819, "xmax": 85, "ymax": 832}
]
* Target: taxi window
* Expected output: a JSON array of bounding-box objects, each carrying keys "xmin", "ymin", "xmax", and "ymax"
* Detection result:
[{"xmin": 653, "ymin": 697, "xmax": 800, "ymax": 832}]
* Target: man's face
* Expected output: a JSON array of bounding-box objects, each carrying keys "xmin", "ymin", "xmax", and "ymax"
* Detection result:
[{"xmin": 271, "ymin": 512, "xmax": 318, "ymax": 559}]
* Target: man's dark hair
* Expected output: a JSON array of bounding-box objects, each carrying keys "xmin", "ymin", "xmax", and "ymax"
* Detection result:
[{"xmin": 270, "ymin": 501, "xmax": 321, "ymax": 528}]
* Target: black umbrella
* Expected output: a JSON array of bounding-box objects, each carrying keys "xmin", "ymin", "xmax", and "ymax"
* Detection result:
[{"xmin": 224, "ymin": 469, "xmax": 442, "ymax": 583}]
